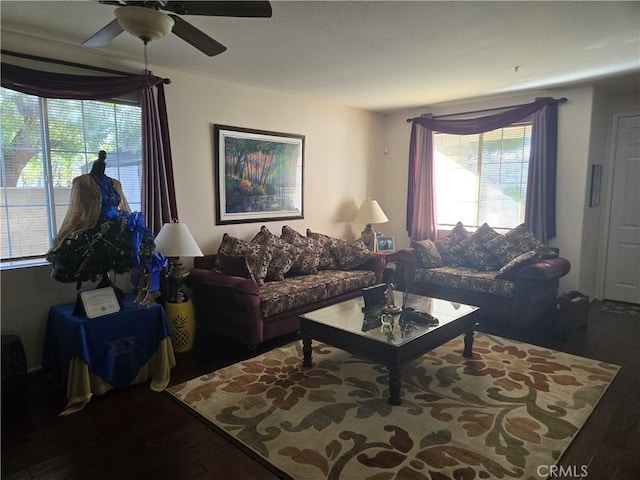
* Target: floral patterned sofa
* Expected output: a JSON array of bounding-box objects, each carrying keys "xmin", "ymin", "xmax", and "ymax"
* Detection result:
[
  {"xmin": 390, "ymin": 222, "xmax": 571, "ymax": 326},
  {"xmin": 188, "ymin": 225, "xmax": 386, "ymax": 349}
]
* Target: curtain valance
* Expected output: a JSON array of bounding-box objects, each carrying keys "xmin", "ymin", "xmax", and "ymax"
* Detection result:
[
  {"xmin": 407, "ymin": 97, "xmax": 564, "ymax": 135},
  {"xmin": 1, "ymin": 62, "xmax": 169, "ymax": 100},
  {"xmin": 1, "ymin": 61, "xmax": 177, "ymax": 234}
]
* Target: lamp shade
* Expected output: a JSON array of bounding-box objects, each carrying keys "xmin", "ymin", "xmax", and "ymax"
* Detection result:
[
  {"xmin": 155, "ymin": 223, "xmax": 203, "ymax": 257},
  {"xmin": 115, "ymin": 6, "xmax": 175, "ymax": 43},
  {"xmin": 354, "ymin": 197, "xmax": 389, "ymax": 225}
]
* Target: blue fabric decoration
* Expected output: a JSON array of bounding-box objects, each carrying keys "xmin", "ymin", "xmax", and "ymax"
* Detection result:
[
  {"xmin": 91, "ymin": 173, "xmax": 122, "ymax": 220},
  {"xmin": 43, "ymin": 295, "xmax": 170, "ymax": 388},
  {"xmin": 147, "ymin": 253, "xmax": 168, "ymax": 292},
  {"xmin": 126, "ymin": 211, "xmax": 154, "ymax": 265}
]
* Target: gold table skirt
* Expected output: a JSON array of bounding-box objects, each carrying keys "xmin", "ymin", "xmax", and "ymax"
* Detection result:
[{"xmin": 61, "ymin": 337, "xmax": 176, "ymax": 415}]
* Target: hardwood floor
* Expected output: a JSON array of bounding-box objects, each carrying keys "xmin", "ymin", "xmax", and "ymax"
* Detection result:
[{"xmin": 2, "ymin": 300, "xmax": 639, "ymax": 480}]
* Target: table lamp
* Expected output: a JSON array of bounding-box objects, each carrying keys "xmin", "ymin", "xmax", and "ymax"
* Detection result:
[
  {"xmin": 354, "ymin": 197, "xmax": 389, "ymax": 251},
  {"xmin": 154, "ymin": 221, "xmax": 203, "ymax": 352}
]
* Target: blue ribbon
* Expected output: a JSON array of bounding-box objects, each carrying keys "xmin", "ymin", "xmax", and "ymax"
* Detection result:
[
  {"xmin": 147, "ymin": 253, "xmax": 168, "ymax": 292},
  {"xmin": 126, "ymin": 211, "xmax": 154, "ymax": 265}
]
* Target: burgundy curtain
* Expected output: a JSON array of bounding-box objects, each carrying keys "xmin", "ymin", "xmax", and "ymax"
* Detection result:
[
  {"xmin": 142, "ymin": 83, "xmax": 178, "ymax": 233},
  {"xmin": 407, "ymin": 97, "xmax": 562, "ymax": 242},
  {"xmin": 525, "ymin": 102, "xmax": 558, "ymax": 243},
  {"xmin": 407, "ymin": 114, "xmax": 437, "ymax": 240},
  {"xmin": 1, "ymin": 62, "xmax": 177, "ymax": 235}
]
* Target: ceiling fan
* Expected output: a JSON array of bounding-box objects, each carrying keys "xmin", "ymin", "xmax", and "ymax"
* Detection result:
[{"xmin": 83, "ymin": 1, "xmax": 272, "ymax": 57}]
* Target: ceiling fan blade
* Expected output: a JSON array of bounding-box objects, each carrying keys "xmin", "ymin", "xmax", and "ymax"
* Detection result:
[
  {"xmin": 164, "ymin": 1, "xmax": 272, "ymax": 17},
  {"xmin": 83, "ymin": 18, "xmax": 125, "ymax": 46},
  {"xmin": 170, "ymin": 15, "xmax": 227, "ymax": 57}
]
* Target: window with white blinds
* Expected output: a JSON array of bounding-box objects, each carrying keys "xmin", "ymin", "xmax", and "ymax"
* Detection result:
[
  {"xmin": 0, "ymin": 87, "xmax": 142, "ymax": 264},
  {"xmin": 434, "ymin": 123, "xmax": 532, "ymax": 229}
]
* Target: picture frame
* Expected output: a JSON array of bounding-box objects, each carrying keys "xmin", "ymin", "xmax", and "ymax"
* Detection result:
[
  {"xmin": 376, "ymin": 235, "xmax": 395, "ymax": 253},
  {"xmin": 214, "ymin": 124, "xmax": 305, "ymax": 225},
  {"xmin": 589, "ymin": 164, "xmax": 602, "ymax": 207}
]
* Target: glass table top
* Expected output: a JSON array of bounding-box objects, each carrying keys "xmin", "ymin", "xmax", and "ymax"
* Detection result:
[{"xmin": 299, "ymin": 291, "xmax": 478, "ymax": 347}]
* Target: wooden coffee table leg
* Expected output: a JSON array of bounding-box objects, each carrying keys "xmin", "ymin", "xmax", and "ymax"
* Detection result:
[
  {"xmin": 302, "ymin": 335, "xmax": 313, "ymax": 368},
  {"xmin": 387, "ymin": 364, "xmax": 402, "ymax": 405},
  {"xmin": 463, "ymin": 329, "xmax": 474, "ymax": 358}
]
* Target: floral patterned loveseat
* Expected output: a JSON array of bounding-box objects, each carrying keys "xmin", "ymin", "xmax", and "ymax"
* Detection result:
[
  {"xmin": 390, "ymin": 222, "xmax": 571, "ymax": 326},
  {"xmin": 188, "ymin": 226, "xmax": 386, "ymax": 349}
]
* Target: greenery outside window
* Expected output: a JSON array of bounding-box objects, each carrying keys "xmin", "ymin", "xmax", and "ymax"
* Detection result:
[
  {"xmin": 0, "ymin": 87, "xmax": 142, "ymax": 265},
  {"xmin": 434, "ymin": 123, "xmax": 532, "ymax": 230}
]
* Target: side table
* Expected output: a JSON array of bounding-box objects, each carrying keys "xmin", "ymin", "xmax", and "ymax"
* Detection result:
[{"xmin": 44, "ymin": 295, "xmax": 176, "ymax": 415}]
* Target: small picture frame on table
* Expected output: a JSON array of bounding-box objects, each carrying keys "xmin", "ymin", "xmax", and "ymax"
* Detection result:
[
  {"xmin": 376, "ymin": 235, "xmax": 395, "ymax": 253},
  {"xmin": 78, "ymin": 287, "xmax": 121, "ymax": 319}
]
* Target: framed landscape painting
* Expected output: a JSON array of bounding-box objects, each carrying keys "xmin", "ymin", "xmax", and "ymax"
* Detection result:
[{"xmin": 214, "ymin": 125, "xmax": 305, "ymax": 225}]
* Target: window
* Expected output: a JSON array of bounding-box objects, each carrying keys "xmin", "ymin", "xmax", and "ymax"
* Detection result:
[
  {"xmin": 0, "ymin": 87, "xmax": 142, "ymax": 264},
  {"xmin": 434, "ymin": 123, "xmax": 532, "ymax": 229}
]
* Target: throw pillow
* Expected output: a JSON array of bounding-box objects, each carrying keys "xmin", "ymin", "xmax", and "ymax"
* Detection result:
[
  {"xmin": 280, "ymin": 225, "xmax": 322, "ymax": 274},
  {"xmin": 487, "ymin": 223, "xmax": 545, "ymax": 266},
  {"xmin": 251, "ymin": 226, "xmax": 303, "ymax": 281},
  {"xmin": 458, "ymin": 223, "xmax": 502, "ymax": 271},
  {"xmin": 495, "ymin": 250, "xmax": 538, "ymax": 280},
  {"xmin": 306, "ymin": 229, "xmax": 347, "ymax": 270},
  {"xmin": 411, "ymin": 239, "xmax": 443, "ymax": 268},
  {"xmin": 216, "ymin": 252, "xmax": 255, "ymax": 282},
  {"xmin": 495, "ymin": 247, "xmax": 560, "ymax": 280},
  {"xmin": 330, "ymin": 239, "xmax": 374, "ymax": 270},
  {"xmin": 216, "ymin": 233, "xmax": 273, "ymax": 285},
  {"xmin": 436, "ymin": 221, "xmax": 471, "ymax": 266}
]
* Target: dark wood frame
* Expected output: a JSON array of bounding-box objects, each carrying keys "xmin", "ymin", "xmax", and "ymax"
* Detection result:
[{"xmin": 214, "ymin": 124, "xmax": 305, "ymax": 225}]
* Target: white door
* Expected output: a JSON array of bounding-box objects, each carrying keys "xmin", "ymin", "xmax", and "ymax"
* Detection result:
[{"xmin": 604, "ymin": 114, "xmax": 640, "ymax": 304}]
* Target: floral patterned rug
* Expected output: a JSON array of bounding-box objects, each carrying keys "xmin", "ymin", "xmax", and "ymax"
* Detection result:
[{"xmin": 167, "ymin": 334, "xmax": 619, "ymax": 480}]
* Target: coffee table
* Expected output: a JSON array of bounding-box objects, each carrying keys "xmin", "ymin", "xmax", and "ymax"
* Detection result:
[{"xmin": 299, "ymin": 291, "xmax": 480, "ymax": 405}]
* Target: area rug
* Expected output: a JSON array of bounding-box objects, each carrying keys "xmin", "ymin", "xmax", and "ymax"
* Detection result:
[
  {"xmin": 167, "ymin": 334, "xmax": 619, "ymax": 480},
  {"xmin": 602, "ymin": 300, "xmax": 640, "ymax": 317}
]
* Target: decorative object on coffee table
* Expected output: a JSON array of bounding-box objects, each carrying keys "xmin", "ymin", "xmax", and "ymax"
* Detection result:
[
  {"xmin": 155, "ymin": 221, "xmax": 203, "ymax": 352},
  {"xmin": 354, "ymin": 197, "xmax": 388, "ymax": 251}
]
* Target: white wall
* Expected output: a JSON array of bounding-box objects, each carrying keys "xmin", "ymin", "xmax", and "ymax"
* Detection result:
[{"xmin": 0, "ymin": 35, "xmax": 385, "ymax": 369}]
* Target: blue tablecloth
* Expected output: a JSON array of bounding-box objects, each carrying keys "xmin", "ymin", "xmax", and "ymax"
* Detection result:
[{"xmin": 44, "ymin": 295, "xmax": 171, "ymax": 389}]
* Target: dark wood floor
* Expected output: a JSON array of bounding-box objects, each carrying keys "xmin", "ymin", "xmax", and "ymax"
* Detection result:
[{"xmin": 2, "ymin": 300, "xmax": 639, "ymax": 480}]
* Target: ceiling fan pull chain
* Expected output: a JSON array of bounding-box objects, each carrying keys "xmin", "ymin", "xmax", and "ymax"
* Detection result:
[{"xmin": 143, "ymin": 41, "xmax": 148, "ymax": 73}]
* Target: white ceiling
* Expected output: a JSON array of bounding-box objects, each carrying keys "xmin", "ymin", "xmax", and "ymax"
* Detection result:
[{"xmin": 2, "ymin": 1, "xmax": 639, "ymax": 112}]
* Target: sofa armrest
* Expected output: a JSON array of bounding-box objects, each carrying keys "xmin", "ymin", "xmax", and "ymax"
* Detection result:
[
  {"xmin": 516, "ymin": 257, "xmax": 571, "ymax": 281},
  {"xmin": 187, "ymin": 267, "xmax": 263, "ymax": 349},
  {"xmin": 356, "ymin": 252, "xmax": 388, "ymax": 283},
  {"xmin": 194, "ymin": 254, "xmax": 218, "ymax": 270},
  {"xmin": 187, "ymin": 267, "xmax": 259, "ymax": 296},
  {"xmin": 387, "ymin": 248, "xmax": 419, "ymax": 291}
]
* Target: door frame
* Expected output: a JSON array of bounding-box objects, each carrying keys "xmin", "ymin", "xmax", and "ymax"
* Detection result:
[{"xmin": 596, "ymin": 111, "xmax": 640, "ymax": 300}]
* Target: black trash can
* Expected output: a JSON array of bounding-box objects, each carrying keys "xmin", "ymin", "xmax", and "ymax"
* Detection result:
[
  {"xmin": 558, "ymin": 291, "xmax": 589, "ymax": 335},
  {"xmin": 2, "ymin": 335, "xmax": 28, "ymax": 412}
]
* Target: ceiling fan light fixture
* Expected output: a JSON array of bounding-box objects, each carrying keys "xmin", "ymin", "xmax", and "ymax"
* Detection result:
[{"xmin": 115, "ymin": 6, "xmax": 175, "ymax": 43}]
